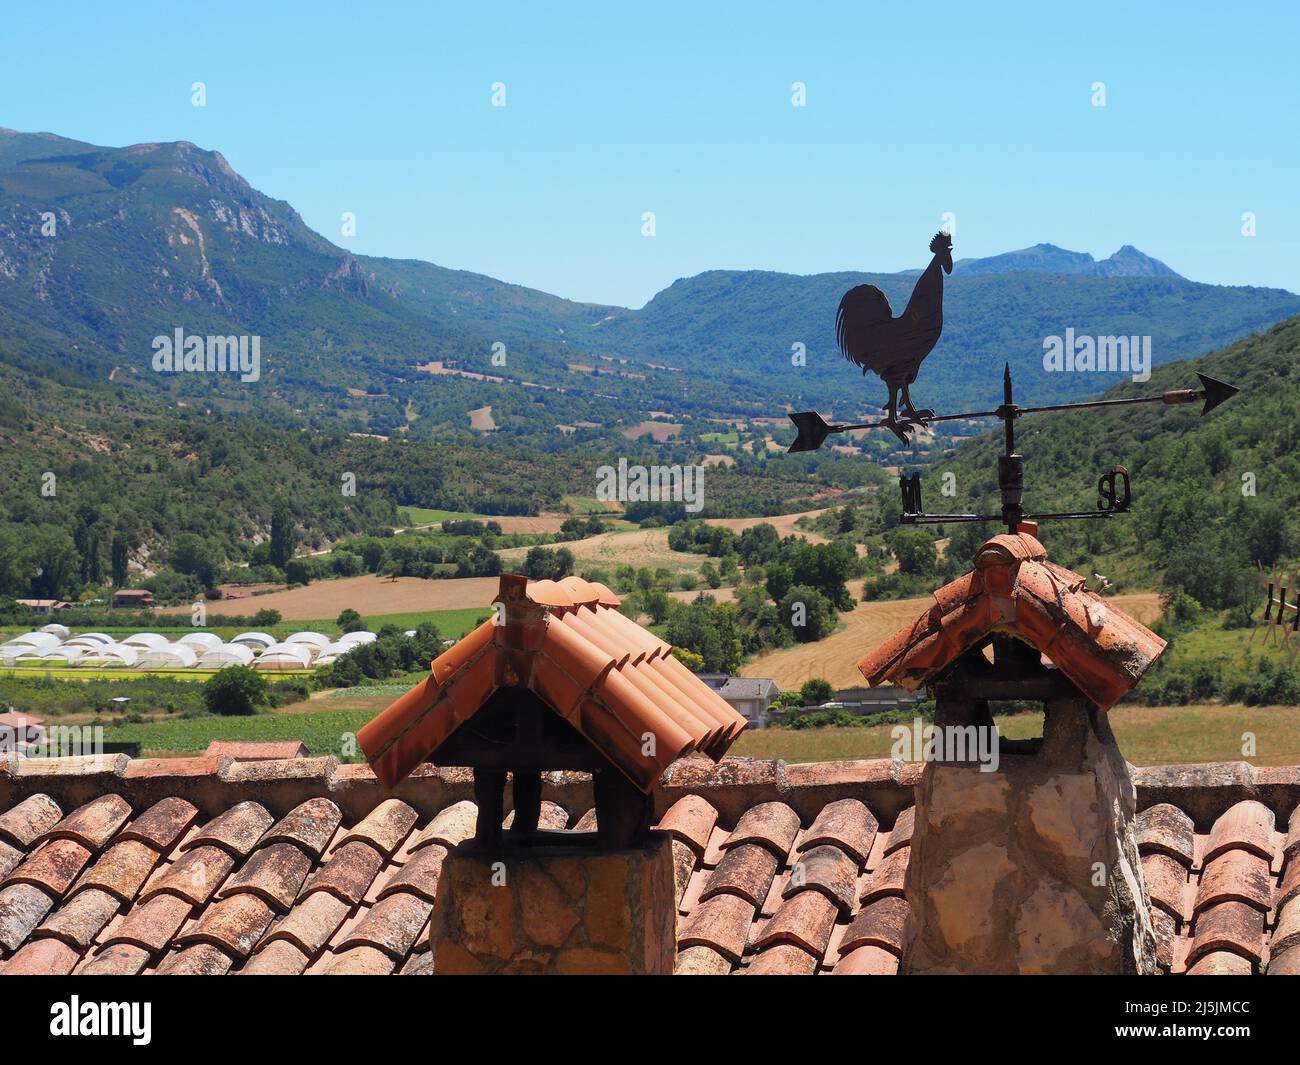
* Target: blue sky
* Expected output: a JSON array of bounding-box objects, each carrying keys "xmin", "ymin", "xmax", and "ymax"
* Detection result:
[{"xmin": 3, "ymin": 1, "xmax": 1297, "ymax": 306}]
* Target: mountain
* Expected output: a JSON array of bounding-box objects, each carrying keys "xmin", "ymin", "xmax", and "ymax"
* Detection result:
[
  {"xmin": 2, "ymin": 129, "xmax": 1298, "ymax": 438},
  {"xmin": 954, "ymin": 242, "xmax": 1182, "ymax": 279}
]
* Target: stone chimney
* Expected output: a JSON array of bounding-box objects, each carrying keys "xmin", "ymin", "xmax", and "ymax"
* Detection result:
[
  {"xmin": 357, "ymin": 574, "xmax": 749, "ymax": 974},
  {"xmin": 858, "ymin": 528, "xmax": 1167, "ymax": 974}
]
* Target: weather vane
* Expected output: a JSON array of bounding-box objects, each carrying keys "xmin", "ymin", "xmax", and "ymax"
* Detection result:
[{"xmin": 787, "ymin": 230, "xmax": 1241, "ymax": 536}]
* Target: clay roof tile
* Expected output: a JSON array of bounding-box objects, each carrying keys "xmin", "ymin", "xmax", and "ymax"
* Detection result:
[
  {"xmin": 0, "ymin": 793, "xmax": 62, "ymax": 849},
  {"xmin": 1205, "ymin": 800, "xmax": 1276, "ymax": 864}
]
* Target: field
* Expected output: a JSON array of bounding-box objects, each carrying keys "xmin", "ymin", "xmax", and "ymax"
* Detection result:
[
  {"xmin": 498, "ymin": 527, "xmax": 703, "ymax": 577},
  {"xmin": 731, "ymin": 703, "xmax": 1300, "ymax": 767},
  {"xmin": 704, "ymin": 508, "xmax": 829, "ymax": 543},
  {"xmin": 89, "ymin": 700, "xmax": 1300, "ymax": 766},
  {"xmin": 157, "ymin": 575, "xmax": 502, "ymax": 622},
  {"xmin": 395, "ymin": 507, "xmax": 573, "ymax": 534},
  {"xmin": 99, "ymin": 709, "xmax": 376, "ymax": 761},
  {"xmin": 741, "ymin": 591, "xmax": 1163, "ymax": 689}
]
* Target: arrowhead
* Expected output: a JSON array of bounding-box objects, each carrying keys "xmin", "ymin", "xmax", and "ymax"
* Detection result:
[
  {"xmin": 787, "ymin": 411, "xmax": 831, "ymax": 452},
  {"xmin": 1196, "ymin": 372, "xmax": 1239, "ymax": 415}
]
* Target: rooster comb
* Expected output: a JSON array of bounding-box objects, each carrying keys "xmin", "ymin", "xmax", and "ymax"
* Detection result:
[{"xmin": 930, "ymin": 230, "xmax": 953, "ymax": 253}]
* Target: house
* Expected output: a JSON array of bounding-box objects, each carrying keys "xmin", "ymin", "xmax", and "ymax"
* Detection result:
[
  {"xmin": 0, "ymin": 710, "xmax": 45, "ymax": 756},
  {"xmin": 112, "ymin": 589, "xmax": 154, "ymax": 609},
  {"xmin": 14, "ymin": 600, "xmax": 65, "ymax": 616},
  {"xmin": 716, "ymin": 677, "xmax": 780, "ymax": 726}
]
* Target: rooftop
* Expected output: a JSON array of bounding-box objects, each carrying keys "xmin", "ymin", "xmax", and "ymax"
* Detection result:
[
  {"xmin": 358, "ymin": 574, "xmax": 748, "ymax": 793},
  {"xmin": 1, "ymin": 752, "xmax": 1297, "ymax": 975},
  {"xmin": 858, "ymin": 530, "xmax": 1167, "ymax": 709}
]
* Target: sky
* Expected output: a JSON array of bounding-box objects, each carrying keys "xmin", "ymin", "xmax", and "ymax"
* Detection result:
[{"xmin": 2, "ymin": 1, "xmax": 1297, "ymax": 307}]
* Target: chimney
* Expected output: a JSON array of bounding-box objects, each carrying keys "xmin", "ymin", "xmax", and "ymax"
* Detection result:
[
  {"xmin": 358, "ymin": 574, "xmax": 748, "ymax": 974},
  {"xmin": 859, "ymin": 529, "xmax": 1166, "ymax": 973}
]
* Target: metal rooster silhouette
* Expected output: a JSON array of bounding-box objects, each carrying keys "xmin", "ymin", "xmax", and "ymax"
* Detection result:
[{"xmin": 836, "ymin": 230, "xmax": 952, "ymax": 442}]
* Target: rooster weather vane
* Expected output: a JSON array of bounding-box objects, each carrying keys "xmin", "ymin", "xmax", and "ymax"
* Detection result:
[
  {"xmin": 787, "ymin": 228, "xmax": 1242, "ymax": 535},
  {"xmin": 836, "ymin": 230, "xmax": 952, "ymax": 444}
]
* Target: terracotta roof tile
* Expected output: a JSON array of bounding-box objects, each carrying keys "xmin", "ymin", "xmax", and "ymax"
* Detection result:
[
  {"xmin": 657, "ymin": 795, "xmax": 719, "ymax": 854},
  {"xmin": 503, "ymin": 799, "xmax": 569, "ymax": 833},
  {"xmin": 38, "ymin": 794, "xmax": 131, "ymax": 851},
  {"xmin": 753, "ymin": 889, "xmax": 838, "ymax": 955},
  {"xmin": 670, "ymin": 838, "xmax": 698, "ymax": 906},
  {"xmin": 219, "ymin": 842, "xmax": 313, "ymax": 912},
  {"xmin": 410, "ymin": 800, "xmax": 477, "ymax": 852},
  {"xmin": 101, "ymin": 893, "xmax": 193, "ymax": 954},
  {"xmin": 377, "ymin": 845, "xmax": 446, "ymax": 903},
  {"xmin": 1196, "ymin": 849, "xmax": 1273, "ymax": 912},
  {"xmin": 155, "ymin": 942, "xmax": 235, "ymax": 975},
  {"xmin": 71, "ymin": 839, "xmax": 160, "ymax": 902},
  {"xmin": 358, "ymin": 575, "xmax": 746, "ymax": 792},
  {"xmin": 1268, "ymin": 895, "xmax": 1300, "ymax": 961},
  {"xmin": 840, "ymin": 895, "xmax": 911, "ymax": 957},
  {"xmin": 77, "ymin": 941, "xmax": 152, "ymax": 975},
  {"xmin": 799, "ymin": 798, "xmax": 877, "ymax": 863},
  {"xmin": 862, "ymin": 846, "xmax": 909, "ymax": 902},
  {"xmin": 334, "ymin": 891, "xmax": 433, "ymax": 960},
  {"xmin": 260, "ymin": 798, "xmax": 342, "ymax": 858},
  {"xmin": 177, "ymin": 893, "xmax": 275, "ymax": 957},
  {"xmin": 182, "ymin": 801, "xmax": 274, "ymax": 858},
  {"xmin": 0, "ymin": 840, "xmax": 21, "ymax": 881},
  {"xmin": 701, "ymin": 842, "xmax": 780, "ymax": 907},
  {"xmin": 1150, "ymin": 907, "xmax": 1178, "ymax": 970},
  {"xmin": 1205, "ymin": 800, "xmax": 1276, "ymax": 864},
  {"xmin": 0, "ymin": 882, "xmax": 57, "ymax": 951},
  {"xmin": 1142, "ymin": 852, "xmax": 1191, "ymax": 918},
  {"xmin": 4, "ymin": 838, "xmax": 92, "ymax": 895},
  {"xmin": 1188, "ymin": 900, "xmax": 1266, "ymax": 967},
  {"xmin": 833, "ymin": 943, "xmax": 901, "ymax": 975},
  {"xmin": 262, "ymin": 889, "xmax": 352, "ymax": 956},
  {"xmin": 2, "ymin": 752, "xmax": 1297, "ymax": 976},
  {"xmin": 142, "ymin": 845, "xmax": 235, "ymax": 905},
  {"xmin": 786, "ymin": 844, "xmax": 859, "ymax": 912},
  {"xmin": 335, "ymin": 798, "xmax": 418, "ymax": 858},
  {"xmin": 2, "ymin": 936, "xmax": 80, "ymax": 975},
  {"xmin": 319, "ymin": 944, "xmax": 398, "ymax": 975},
  {"xmin": 0, "ymin": 793, "xmax": 61, "ymax": 848},
  {"xmin": 743, "ymin": 942, "xmax": 818, "ymax": 975},
  {"xmin": 1279, "ymin": 858, "xmax": 1300, "ymax": 911},
  {"xmin": 678, "ymin": 891, "xmax": 755, "ymax": 962},
  {"xmin": 673, "ymin": 943, "xmax": 733, "ymax": 975},
  {"xmin": 1285, "ymin": 806, "xmax": 1300, "ymax": 863},
  {"xmin": 856, "ymin": 533, "xmax": 1165, "ymax": 710},
  {"xmin": 116, "ymin": 797, "xmax": 197, "ymax": 852},
  {"xmin": 1187, "ymin": 950, "xmax": 1253, "ymax": 976},
  {"xmin": 33, "ymin": 887, "xmax": 121, "ymax": 950},
  {"xmin": 240, "ymin": 937, "xmax": 312, "ymax": 976},
  {"xmin": 301, "ymin": 840, "xmax": 384, "ymax": 905},
  {"xmin": 1137, "ymin": 803, "xmax": 1196, "ymax": 865},
  {"xmin": 884, "ymin": 807, "xmax": 914, "ymax": 855},
  {"xmin": 726, "ymin": 802, "xmax": 800, "ymax": 856}
]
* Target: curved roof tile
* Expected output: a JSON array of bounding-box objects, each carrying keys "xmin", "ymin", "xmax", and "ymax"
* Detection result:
[
  {"xmin": 358, "ymin": 574, "xmax": 747, "ymax": 793},
  {"xmin": 857, "ymin": 531, "xmax": 1166, "ymax": 709}
]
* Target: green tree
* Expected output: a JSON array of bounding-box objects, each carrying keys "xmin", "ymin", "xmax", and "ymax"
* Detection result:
[
  {"xmin": 337, "ymin": 608, "xmax": 365, "ymax": 633},
  {"xmin": 799, "ymin": 678, "xmax": 834, "ymax": 705},
  {"xmin": 110, "ymin": 534, "xmax": 130, "ymax": 587},
  {"xmin": 203, "ymin": 665, "xmax": 269, "ymax": 716},
  {"xmin": 890, "ymin": 530, "xmax": 938, "ymax": 576},
  {"xmin": 270, "ymin": 503, "xmax": 295, "ymax": 569}
]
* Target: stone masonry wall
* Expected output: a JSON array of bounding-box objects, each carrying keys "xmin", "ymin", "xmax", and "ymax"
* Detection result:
[
  {"xmin": 430, "ymin": 830, "xmax": 677, "ymax": 974},
  {"xmin": 904, "ymin": 697, "xmax": 1159, "ymax": 974}
]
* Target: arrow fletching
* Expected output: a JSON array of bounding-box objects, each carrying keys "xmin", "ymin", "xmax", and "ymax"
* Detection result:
[{"xmin": 787, "ymin": 411, "xmax": 831, "ymax": 452}]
